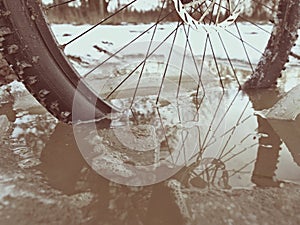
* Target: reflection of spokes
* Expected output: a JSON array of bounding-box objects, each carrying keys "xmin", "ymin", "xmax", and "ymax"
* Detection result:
[
  {"xmin": 94, "ymin": 54, "xmax": 268, "ymax": 187},
  {"xmin": 188, "ymin": 158, "xmax": 231, "ymax": 189},
  {"xmin": 166, "ymin": 84, "xmax": 265, "ymax": 190}
]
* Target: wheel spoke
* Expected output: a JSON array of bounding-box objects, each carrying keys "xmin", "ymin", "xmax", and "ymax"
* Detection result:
[
  {"xmin": 201, "ymin": 92, "xmax": 225, "ymax": 149},
  {"xmin": 83, "ymin": 10, "xmax": 176, "ymax": 78},
  {"xmin": 234, "ymin": 22, "xmax": 254, "ymax": 72},
  {"xmin": 182, "ymin": 24, "xmax": 205, "ymax": 98},
  {"xmin": 198, "ymin": 34, "xmax": 209, "ymax": 97},
  {"xmin": 105, "ymin": 23, "xmax": 183, "ymax": 101},
  {"xmin": 217, "ymin": 32, "xmax": 241, "ymax": 87},
  {"xmin": 45, "ymin": 0, "xmax": 77, "ymax": 9},
  {"xmin": 157, "ymin": 108, "xmax": 175, "ymax": 164},
  {"xmin": 130, "ymin": 0, "xmax": 169, "ymax": 107},
  {"xmin": 156, "ymin": 22, "xmax": 182, "ymax": 105},
  {"xmin": 224, "ymin": 27, "xmax": 265, "ymax": 57},
  {"xmin": 176, "ymin": 26, "xmax": 191, "ymax": 98},
  {"xmin": 62, "ymin": 0, "xmax": 139, "ymax": 47},
  {"xmin": 208, "ymin": 34, "xmax": 224, "ymax": 89}
]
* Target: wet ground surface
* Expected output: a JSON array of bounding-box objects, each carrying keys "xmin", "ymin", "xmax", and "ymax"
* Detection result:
[{"xmin": 1, "ymin": 62, "xmax": 300, "ymax": 224}]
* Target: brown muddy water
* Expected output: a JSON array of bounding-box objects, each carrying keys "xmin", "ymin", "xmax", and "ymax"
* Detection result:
[{"xmin": 0, "ymin": 65, "xmax": 300, "ymax": 224}]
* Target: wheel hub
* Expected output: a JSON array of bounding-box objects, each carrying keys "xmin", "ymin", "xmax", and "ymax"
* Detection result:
[{"xmin": 172, "ymin": 0, "xmax": 244, "ymax": 29}]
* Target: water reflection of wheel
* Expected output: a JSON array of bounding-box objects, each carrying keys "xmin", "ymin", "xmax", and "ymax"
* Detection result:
[
  {"xmin": 0, "ymin": 0, "xmax": 298, "ymax": 122},
  {"xmin": 175, "ymin": 157, "xmax": 231, "ymax": 190}
]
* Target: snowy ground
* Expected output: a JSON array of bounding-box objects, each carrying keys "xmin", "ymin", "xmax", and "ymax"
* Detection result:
[
  {"xmin": 49, "ymin": 22, "xmax": 300, "ymax": 96},
  {"xmin": 52, "ymin": 23, "xmax": 300, "ymax": 63},
  {"xmin": 52, "ymin": 22, "xmax": 274, "ymax": 69}
]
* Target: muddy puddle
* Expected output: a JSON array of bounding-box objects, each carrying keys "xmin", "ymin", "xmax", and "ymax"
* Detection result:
[{"xmin": 1, "ymin": 64, "xmax": 300, "ymax": 224}]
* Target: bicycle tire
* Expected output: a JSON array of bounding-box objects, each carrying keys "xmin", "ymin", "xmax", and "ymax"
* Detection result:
[
  {"xmin": 0, "ymin": 0, "xmax": 115, "ymax": 123},
  {"xmin": 243, "ymin": 0, "xmax": 299, "ymax": 89},
  {"xmin": 0, "ymin": 0, "xmax": 299, "ymax": 123}
]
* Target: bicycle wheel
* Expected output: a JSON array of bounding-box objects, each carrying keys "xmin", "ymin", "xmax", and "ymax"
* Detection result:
[{"xmin": 0, "ymin": 0, "xmax": 299, "ymax": 123}]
